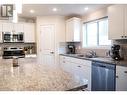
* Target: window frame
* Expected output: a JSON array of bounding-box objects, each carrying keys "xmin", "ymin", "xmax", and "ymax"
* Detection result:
[{"xmin": 82, "ymin": 16, "xmax": 111, "ymax": 49}]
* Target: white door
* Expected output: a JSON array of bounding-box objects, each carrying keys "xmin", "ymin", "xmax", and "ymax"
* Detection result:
[{"xmin": 40, "ymin": 25, "xmax": 55, "ymax": 65}]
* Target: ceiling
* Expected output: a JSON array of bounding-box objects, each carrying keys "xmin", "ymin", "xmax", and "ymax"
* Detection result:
[{"xmin": 19, "ymin": 4, "xmax": 110, "ymax": 18}]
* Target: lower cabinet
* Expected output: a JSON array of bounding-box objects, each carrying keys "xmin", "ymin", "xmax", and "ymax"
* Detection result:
[
  {"xmin": 116, "ymin": 66, "xmax": 127, "ymax": 91},
  {"xmin": 60, "ymin": 55, "xmax": 92, "ymax": 90}
]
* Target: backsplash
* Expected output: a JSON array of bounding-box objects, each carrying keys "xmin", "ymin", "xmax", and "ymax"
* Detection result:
[
  {"xmin": 0, "ymin": 43, "xmax": 37, "ymax": 56},
  {"xmin": 59, "ymin": 39, "xmax": 127, "ymax": 60},
  {"xmin": 76, "ymin": 39, "xmax": 127, "ymax": 60},
  {"xmin": 113, "ymin": 39, "xmax": 127, "ymax": 60}
]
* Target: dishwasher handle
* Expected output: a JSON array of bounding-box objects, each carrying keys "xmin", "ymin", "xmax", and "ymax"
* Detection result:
[{"xmin": 98, "ymin": 65, "xmax": 106, "ymax": 68}]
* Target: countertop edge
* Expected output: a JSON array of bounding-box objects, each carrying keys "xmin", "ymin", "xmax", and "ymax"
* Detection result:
[{"xmin": 59, "ymin": 54, "xmax": 127, "ymax": 67}]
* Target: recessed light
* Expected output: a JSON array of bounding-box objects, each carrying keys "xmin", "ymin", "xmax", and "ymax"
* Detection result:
[
  {"xmin": 84, "ymin": 7, "xmax": 88, "ymax": 11},
  {"xmin": 52, "ymin": 8, "xmax": 58, "ymax": 12},
  {"xmin": 30, "ymin": 10, "xmax": 35, "ymax": 13}
]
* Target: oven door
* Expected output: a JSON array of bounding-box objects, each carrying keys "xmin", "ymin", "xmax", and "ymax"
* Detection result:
[{"xmin": 3, "ymin": 50, "xmax": 25, "ymax": 59}]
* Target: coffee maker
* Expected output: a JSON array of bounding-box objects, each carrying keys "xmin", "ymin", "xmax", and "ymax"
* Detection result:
[
  {"xmin": 110, "ymin": 44, "xmax": 122, "ymax": 60},
  {"xmin": 67, "ymin": 44, "xmax": 75, "ymax": 54}
]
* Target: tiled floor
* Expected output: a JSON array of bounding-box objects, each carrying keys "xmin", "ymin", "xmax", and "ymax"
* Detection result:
[{"xmin": 0, "ymin": 57, "xmax": 84, "ymax": 91}]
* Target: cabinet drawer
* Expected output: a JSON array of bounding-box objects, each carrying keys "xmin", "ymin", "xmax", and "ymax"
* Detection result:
[{"xmin": 116, "ymin": 66, "xmax": 127, "ymax": 76}]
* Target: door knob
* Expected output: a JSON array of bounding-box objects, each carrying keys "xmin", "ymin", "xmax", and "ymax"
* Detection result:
[{"xmin": 50, "ymin": 52, "xmax": 54, "ymax": 54}]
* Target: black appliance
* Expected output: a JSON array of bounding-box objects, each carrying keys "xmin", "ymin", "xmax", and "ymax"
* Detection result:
[
  {"xmin": 3, "ymin": 32, "xmax": 24, "ymax": 43},
  {"xmin": 3, "ymin": 47, "xmax": 25, "ymax": 59},
  {"xmin": 92, "ymin": 61, "xmax": 116, "ymax": 91},
  {"xmin": 110, "ymin": 44, "xmax": 122, "ymax": 60},
  {"xmin": 67, "ymin": 44, "xmax": 75, "ymax": 54}
]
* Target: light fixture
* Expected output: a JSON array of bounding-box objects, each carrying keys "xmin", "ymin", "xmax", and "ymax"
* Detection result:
[
  {"xmin": 52, "ymin": 8, "xmax": 57, "ymax": 12},
  {"xmin": 84, "ymin": 7, "xmax": 88, "ymax": 11},
  {"xmin": 30, "ymin": 9, "xmax": 35, "ymax": 13}
]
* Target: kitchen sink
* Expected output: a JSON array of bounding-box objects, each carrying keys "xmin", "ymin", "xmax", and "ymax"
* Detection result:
[{"xmin": 76, "ymin": 54, "xmax": 97, "ymax": 58}]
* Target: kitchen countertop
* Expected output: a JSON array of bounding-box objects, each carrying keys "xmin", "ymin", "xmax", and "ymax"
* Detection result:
[
  {"xmin": 0, "ymin": 57, "xmax": 87, "ymax": 91},
  {"xmin": 60, "ymin": 54, "xmax": 127, "ymax": 67}
]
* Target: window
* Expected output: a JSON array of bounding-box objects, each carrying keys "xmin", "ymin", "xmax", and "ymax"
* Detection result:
[{"xmin": 83, "ymin": 17, "xmax": 111, "ymax": 47}]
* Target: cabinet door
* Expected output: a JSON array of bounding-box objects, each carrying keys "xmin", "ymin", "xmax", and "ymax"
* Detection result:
[
  {"xmin": 0, "ymin": 22, "xmax": 2, "ymax": 42},
  {"xmin": 61, "ymin": 60, "xmax": 73, "ymax": 74},
  {"xmin": 66, "ymin": 18, "xmax": 81, "ymax": 42},
  {"xmin": 2, "ymin": 23, "xmax": 13, "ymax": 32},
  {"xmin": 13, "ymin": 23, "xmax": 24, "ymax": 33},
  {"xmin": 108, "ymin": 5, "xmax": 124, "ymax": 39},
  {"xmin": 73, "ymin": 19, "xmax": 81, "ymax": 42},
  {"xmin": 116, "ymin": 66, "xmax": 127, "ymax": 91},
  {"xmin": 70, "ymin": 62, "xmax": 91, "ymax": 90},
  {"xmin": 124, "ymin": 5, "xmax": 127, "ymax": 37},
  {"xmin": 24, "ymin": 23, "xmax": 35, "ymax": 43},
  {"xmin": 66, "ymin": 20, "xmax": 73, "ymax": 42}
]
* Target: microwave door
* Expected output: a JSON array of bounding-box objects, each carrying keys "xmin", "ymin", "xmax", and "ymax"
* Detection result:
[
  {"xmin": 18, "ymin": 34, "xmax": 24, "ymax": 42},
  {"xmin": 3, "ymin": 34, "xmax": 11, "ymax": 42}
]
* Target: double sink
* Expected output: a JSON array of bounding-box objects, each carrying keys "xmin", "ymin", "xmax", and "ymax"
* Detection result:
[{"xmin": 66, "ymin": 53, "xmax": 98, "ymax": 59}]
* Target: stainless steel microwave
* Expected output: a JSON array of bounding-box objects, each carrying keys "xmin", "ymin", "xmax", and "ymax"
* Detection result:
[{"xmin": 2, "ymin": 32, "xmax": 24, "ymax": 43}]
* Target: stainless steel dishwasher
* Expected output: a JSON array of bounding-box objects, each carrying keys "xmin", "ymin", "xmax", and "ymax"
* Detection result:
[{"xmin": 92, "ymin": 61, "xmax": 116, "ymax": 91}]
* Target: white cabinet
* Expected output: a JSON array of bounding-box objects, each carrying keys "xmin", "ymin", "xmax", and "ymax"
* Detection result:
[
  {"xmin": 70, "ymin": 61, "xmax": 91, "ymax": 90},
  {"xmin": 116, "ymin": 66, "xmax": 127, "ymax": 91},
  {"xmin": 24, "ymin": 23, "xmax": 35, "ymax": 43},
  {"xmin": 2, "ymin": 22, "xmax": 13, "ymax": 32},
  {"xmin": 0, "ymin": 21, "xmax": 35, "ymax": 43},
  {"xmin": 2, "ymin": 23, "xmax": 24, "ymax": 33},
  {"xmin": 108, "ymin": 5, "xmax": 127, "ymax": 39},
  {"xmin": 0, "ymin": 22, "xmax": 2, "ymax": 31},
  {"xmin": 60, "ymin": 55, "xmax": 92, "ymax": 90},
  {"xmin": 0, "ymin": 22, "xmax": 2, "ymax": 42},
  {"xmin": 13, "ymin": 23, "xmax": 24, "ymax": 33},
  {"xmin": 66, "ymin": 17, "xmax": 81, "ymax": 42}
]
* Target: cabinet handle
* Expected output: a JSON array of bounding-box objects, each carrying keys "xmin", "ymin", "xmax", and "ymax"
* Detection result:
[
  {"xmin": 121, "ymin": 36, "xmax": 123, "ymax": 38},
  {"xmin": 50, "ymin": 52, "xmax": 54, "ymax": 54},
  {"xmin": 116, "ymin": 76, "xmax": 119, "ymax": 78},
  {"xmin": 77, "ymin": 66, "xmax": 81, "ymax": 67},
  {"xmin": 125, "ymin": 36, "xmax": 127, "ymax": 38},
  {"xmin": 124, "ymin": 71, "xmax": 127, "ymax": 73}
]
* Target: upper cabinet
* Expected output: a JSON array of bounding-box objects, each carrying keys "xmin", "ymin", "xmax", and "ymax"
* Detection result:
[
  {"xmin": 2, "ymin": 23, "xmax": 24, "ymax": 33},
  {"xmin": 0, "ymin": 22, "xmax": 3, "ymax": 42},
  {"xmin": 66, "ymin": 17, "xmax": 81, "ymax": 42},
  {"xmin": 108, "ymin": 5, "xmax": 127, "ymax": 39},
  {"xmin": 0, "ymin": 22, "xmax": 35, "ymax": 43},
  {"xmin": 13, "ymin": 23, "xmax": 24, "ymax": 33},
  {"xmin": 2, "ymin": 22, "xmax": 13, "ymax": 32},
  {"xmin": 24, "ymin": 23, "xmax": 35, "ymax": 43}
]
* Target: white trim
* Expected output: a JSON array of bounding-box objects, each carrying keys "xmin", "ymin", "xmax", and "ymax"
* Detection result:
[{"xmin": 82, "ymin": 45, "xmax": 111, "ymax": 50}]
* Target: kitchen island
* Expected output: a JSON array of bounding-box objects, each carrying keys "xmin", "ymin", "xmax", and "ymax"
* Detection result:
[{"xmin": 0, "ymin": 57, "xmax": 87, "ymax": 91}]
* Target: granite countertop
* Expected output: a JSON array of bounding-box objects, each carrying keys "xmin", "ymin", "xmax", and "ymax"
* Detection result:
[
  {"xmin": 60, "ymin": 54, "xmax": 127, "ymax": 67},
  {"xmin": 0, "ymin": 58, "xmax": 87, "ymax": 91}
]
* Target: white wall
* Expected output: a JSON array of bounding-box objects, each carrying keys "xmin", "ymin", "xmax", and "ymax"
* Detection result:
[{"xmin": 36, "ymin": 16, "xmax": 66, "ymax": 65}]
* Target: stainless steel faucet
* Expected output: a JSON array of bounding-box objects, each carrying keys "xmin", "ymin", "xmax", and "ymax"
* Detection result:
[{"xmin": 88, "ymin": 50, "xmax": 96, "ymax": 57}]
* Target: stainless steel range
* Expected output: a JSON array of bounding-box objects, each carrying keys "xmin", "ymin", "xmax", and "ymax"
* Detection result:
[{"xmin": 2, "ymin": 47, "xmax": 25, "ymax": 59}]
